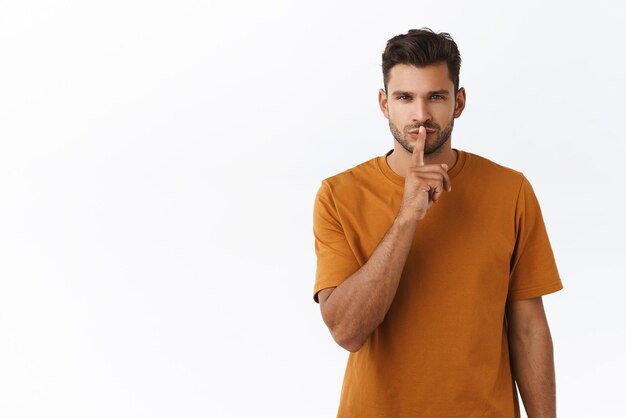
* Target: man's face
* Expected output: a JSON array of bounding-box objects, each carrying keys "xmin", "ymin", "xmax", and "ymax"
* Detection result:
[{"xmin": 379, "ymin": 62, "xmax": 465, "ymax": 155}]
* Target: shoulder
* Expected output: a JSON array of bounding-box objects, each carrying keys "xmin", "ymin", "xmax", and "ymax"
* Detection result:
[
  {"xmin": 465, "ymin": 150, "xmax": 524, "ymax": 180},
  {"xmin": 463, "ymin": 150, "xmax": 527, "ymax": 191},
  {"xmin": 318, "ymin": 155, "xmax": 381, "ymax": 195}
]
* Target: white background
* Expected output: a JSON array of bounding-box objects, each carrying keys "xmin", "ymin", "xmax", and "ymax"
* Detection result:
[{"xmin": 1, "ymin": 1, "xmax": 624, "ymax": 417}]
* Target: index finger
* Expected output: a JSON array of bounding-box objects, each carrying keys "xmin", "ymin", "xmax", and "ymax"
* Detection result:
[{"xmin": 411, "ymin": 126, "xmax": 426, "ymax": 166}]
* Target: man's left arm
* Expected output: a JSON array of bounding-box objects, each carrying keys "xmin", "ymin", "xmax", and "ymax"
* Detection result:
[{"xmin": 506, "ymin": 296, "xmax": 557, "ymax": 418}]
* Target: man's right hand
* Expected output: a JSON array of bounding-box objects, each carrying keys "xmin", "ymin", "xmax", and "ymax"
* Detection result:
[{"xmin": 399, "ymin": 126, "xmax": 452, "ymax": 222}]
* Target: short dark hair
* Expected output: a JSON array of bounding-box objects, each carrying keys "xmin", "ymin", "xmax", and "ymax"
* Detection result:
[{"xmin": 382, "ymin": 28, "xmax": 462, "ymax": 96}]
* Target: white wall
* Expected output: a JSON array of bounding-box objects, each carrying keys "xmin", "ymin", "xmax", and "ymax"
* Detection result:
[{"xmin": 1, "ymin": 0, "xmax": 624, "ymax": 417}]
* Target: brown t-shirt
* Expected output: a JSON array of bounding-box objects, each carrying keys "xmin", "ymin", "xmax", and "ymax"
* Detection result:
[{"xmin": 312, "ymin": 148, "xmax": 563, "ymax": 418}]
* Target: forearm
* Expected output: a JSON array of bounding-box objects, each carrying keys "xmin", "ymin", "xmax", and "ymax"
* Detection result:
[
  {"xmin": 508, "ymin": 327, "xmax": 557, "ymax": 418},
  {"xmin": 324, "ymin": 213, "xmax": 419, "ymax": 351}
]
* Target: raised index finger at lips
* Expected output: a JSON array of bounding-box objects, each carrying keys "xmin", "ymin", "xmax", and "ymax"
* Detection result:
[{"xmin": 412, "ymin": 126, "xmax": 426, "ymax": 166}]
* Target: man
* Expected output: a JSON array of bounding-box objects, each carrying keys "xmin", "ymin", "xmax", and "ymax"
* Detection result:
[{"xmin": 312, "ymin": 28, "xmax": 563, "ymax": 418}]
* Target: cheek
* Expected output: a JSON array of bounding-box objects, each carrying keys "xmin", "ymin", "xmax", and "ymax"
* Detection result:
[
  {"xmin": 434, "ymin": 108, "xmax": 453, "ymax": 123},
  {"xmin": 391, "ymin": 117, "xmax": 408, "ymax": 132},
  {"xmin": 389, "ymin": 108, "xmax": 410, "ymax": 124}
]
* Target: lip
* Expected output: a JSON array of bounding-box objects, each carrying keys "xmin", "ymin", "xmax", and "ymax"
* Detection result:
[{"xmin": 409, "ymin": 129, "xmax": 436, "ymax": 134}]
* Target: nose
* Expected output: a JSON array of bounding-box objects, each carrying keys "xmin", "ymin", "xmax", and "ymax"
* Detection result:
[{"xmin": 411, "ymin": 100, "xmax": 432, "ymax": 125}]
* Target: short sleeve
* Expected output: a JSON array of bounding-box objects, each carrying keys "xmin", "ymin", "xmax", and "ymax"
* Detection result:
[
  {"xmin": 312, "ymin": 181, "xmax": 360, "ymax": 303},
  {"xmin": 508, "ymin": 176, "xmax": 564, "ymax": 300}
]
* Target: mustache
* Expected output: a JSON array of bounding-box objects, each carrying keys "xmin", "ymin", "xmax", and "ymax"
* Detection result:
[{"xmin": 406, "ymin": 124, "xmax": 437, "ymax": 132}]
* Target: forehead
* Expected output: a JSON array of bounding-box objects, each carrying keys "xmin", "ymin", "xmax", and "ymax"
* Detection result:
[{"xmin": 387, "ymin": 62, "xmax": 453, "ymax": 93}]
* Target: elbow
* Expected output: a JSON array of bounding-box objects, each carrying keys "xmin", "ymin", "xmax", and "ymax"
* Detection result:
[
  {"xmin": 329, "ymin": 323, "xmax": 366, "ymax": 353},
  {"xmin": 321, "ymin": 303, "xmax": 371, "ymax": 353},
  {"xmin": 342, "ymin": 339, "xmax": 365, "ymax": 353}
]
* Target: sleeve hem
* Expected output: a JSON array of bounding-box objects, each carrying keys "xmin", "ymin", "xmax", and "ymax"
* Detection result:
[
  {"xmin": 313, "ymin": 281, "xmax": 343, "ymax": 303},
  {"xmin": 507, "ymin": 281, "xmax": 564, "ymax": 301}
]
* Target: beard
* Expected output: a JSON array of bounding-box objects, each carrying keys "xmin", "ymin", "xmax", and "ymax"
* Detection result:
[{"xmin": 389, "ymin": 114, "xmax": 454, "ymax": 155}]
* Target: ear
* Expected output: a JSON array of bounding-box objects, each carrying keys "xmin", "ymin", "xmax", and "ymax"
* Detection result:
[
  {"xmin": 454, "ymin": 87, "xmax": 466, "ymax": 118},
  {"xmin": 378, "ymin": 88, "xmax": 389, "ymax": 119}
]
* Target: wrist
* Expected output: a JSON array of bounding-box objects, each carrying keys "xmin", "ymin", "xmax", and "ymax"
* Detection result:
[{"xmin": 395, "ymin": 209, "xmax": 421, "ymax": 228}]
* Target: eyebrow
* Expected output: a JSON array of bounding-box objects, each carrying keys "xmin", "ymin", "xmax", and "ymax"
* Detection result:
[{"xmin": 391, "ymin": 89, "xmax": 451, "ymax": 96}]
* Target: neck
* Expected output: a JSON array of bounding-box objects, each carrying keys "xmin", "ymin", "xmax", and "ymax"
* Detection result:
[{"xmin": 386, "ymin": 140, "xmax": 458, "ymax": 178}]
